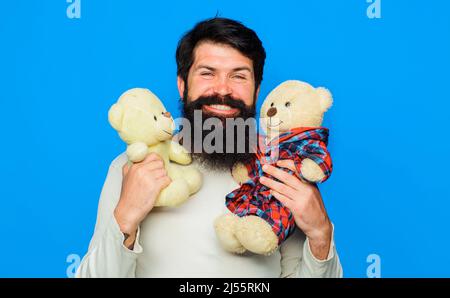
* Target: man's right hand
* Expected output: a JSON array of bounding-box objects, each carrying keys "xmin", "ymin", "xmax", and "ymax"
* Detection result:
[{"xmin": 114, "ymin": 153, "xmax": 171, "ymax": 246}]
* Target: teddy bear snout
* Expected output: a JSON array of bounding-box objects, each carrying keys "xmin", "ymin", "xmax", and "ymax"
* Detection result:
[
  {"xmin": 266, "ymin": 107, "xmax": 277, "ymax": 117},
  {"xmin": 163, "ymin": 111, "xmax": 171, "ymax": 118}
]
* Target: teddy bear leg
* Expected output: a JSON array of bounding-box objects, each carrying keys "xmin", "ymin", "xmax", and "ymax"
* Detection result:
[
  {"xmin": 214, "ymin": 214, "xmax": 247, "ymax": 254},
  {"xmin": 171, "ymin": 163, "xmax": 202, "ymax": 195},
  {"xmin": 234, "ymin": 215, "xmax": 279, "ymax": 256},
  {"xmin": 154, "ymin": 178, "xmax": 190, "ymax": 207},
  {"xmin": 300, "ymin": 158, "xmax": 326, "ymax": 182}
]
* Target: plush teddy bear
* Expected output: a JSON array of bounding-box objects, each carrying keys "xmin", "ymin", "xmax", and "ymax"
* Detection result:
[
  {"xmin": 214, "ymin": 80, "xmax": 333, "ymax": 255},
  {"xmin": 108, "ymin": 88, "xmax": 202, "ymax": 207}
]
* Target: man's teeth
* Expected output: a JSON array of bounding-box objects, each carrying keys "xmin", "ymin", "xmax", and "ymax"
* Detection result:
[{"xmin": 209, "ymin": 104, "xmax": 232, "ymax": 111}]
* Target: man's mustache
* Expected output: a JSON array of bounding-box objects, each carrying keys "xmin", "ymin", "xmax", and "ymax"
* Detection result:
[{"xmin": 185, "ymin": 94, "xmax": 253, "ymax": 113}]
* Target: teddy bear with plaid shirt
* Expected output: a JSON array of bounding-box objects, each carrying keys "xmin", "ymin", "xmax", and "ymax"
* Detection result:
[{"xmin": 214, "ymin": 80, "xmax": 333, "ymax": 255}]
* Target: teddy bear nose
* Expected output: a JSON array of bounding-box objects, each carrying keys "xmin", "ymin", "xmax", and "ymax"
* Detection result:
[
  {"xmin": 266, "ymin": 107, "xmax": 277, "ymax": 117},
  {"xmin": 163, "ymin": 112, "xmax": 171, "ymax": 118}
]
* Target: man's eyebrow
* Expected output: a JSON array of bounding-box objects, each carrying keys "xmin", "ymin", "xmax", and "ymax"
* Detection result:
[
  {"xmin": 232, "ymin": 67, "xmax": 252, "ymax": 73},
  {"xmin": 194, "ymin": 65, "xmax": 253, "ymax": 73},
  {"xmin": 195, "ymin": 65, "xmax": 216, "ymax": 71}
]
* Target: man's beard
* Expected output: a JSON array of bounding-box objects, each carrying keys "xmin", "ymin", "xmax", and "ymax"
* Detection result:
[{"xmin": 180, "ymin": 92, "xmax": 257, "ymax": 171}]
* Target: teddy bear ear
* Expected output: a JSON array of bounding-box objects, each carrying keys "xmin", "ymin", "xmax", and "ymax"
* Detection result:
[
  {"xmin": 108, "ymin": 103, "xmax": 124, "ymax": 131},
  {"xmin": 316, "ymin": 87, "xmax": 333, "ymax": 113}
]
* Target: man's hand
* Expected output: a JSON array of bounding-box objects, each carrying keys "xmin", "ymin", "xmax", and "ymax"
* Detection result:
[
  {"xmin": 260, "ymin": 160, "xmax": 332, "ymax": 260},
  {"xmin": 114, "ymin": 153, "xmax": 172, "ymax": 249}
]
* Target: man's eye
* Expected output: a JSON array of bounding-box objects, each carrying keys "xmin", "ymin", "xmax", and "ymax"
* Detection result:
[
  {"xmin": 201, "ymin": 72, "xmax": 213, "ymax": 76},
  {"xmin": 233, "ymin": 75, "xmax": 246, "ymax": 80}
]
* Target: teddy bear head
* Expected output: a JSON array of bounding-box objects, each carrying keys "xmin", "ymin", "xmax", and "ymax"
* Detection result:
[
  {"xmin": 260, "ymin": 80, "xmax": 333, "ymax": 135},
  {"xmin": 108, "ymin": 88, "xmax": 175, "ymax": 146}
]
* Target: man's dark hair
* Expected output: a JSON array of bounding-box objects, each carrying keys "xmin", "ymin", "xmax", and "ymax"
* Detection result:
[{"xmin": 176, "ymin": 17, "xmax": 266, "ymax": 90}]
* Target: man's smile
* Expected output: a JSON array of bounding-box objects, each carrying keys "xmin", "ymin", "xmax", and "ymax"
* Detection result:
[{"xmin": 202, "ymin": 104, "xmax": 241, "ymax": 117}]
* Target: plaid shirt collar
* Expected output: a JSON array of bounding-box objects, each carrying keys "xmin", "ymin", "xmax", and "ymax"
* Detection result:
[{"xmin": 257, "ymin": 127, "xmax": 329, "ymax": 157}]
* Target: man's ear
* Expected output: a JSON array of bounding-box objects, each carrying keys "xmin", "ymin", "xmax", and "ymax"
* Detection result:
[
  {"xmin": 255, "ymin": 85, "xmax": 261, "ymax": 101},
  {"xmin": 177, "ymin": 76, "xmax": 185, "ymax": 100}
]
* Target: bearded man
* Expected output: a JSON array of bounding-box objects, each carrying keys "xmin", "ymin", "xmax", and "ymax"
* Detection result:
[{"xmin": 76, "ymin": 17, "xmax": 342, "ymax": 278}]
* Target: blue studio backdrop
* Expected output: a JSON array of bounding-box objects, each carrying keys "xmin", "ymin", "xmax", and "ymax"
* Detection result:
[{"xmin": 1, "ymin": 0, "xmax": 449, "ymax": 277}]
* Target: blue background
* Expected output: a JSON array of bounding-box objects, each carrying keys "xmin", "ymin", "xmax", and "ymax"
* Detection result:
[{"xmin": 1, "ymin": 0, "xmax": 449, "ymax": 277}]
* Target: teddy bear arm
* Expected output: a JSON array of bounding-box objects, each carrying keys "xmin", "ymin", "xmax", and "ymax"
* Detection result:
[
  {"xmin": 231, "ymin": 162, "xmax": 251, "ymax": 184},
  {"xmin": 168, "ymin": 141, "xmax": 192, "ymax": 165},
  {"xmin": 300, "ymin": 158, "xmax": 326, "ymax": 183},
  {"xmin": 126, "ymin": 142, "xmax": 148, "ymax": 163}
]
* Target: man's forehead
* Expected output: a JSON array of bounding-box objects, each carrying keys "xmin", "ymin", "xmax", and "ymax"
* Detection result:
[{"xmin": 191, "ymin": 42, "xmax": 254, "ymax": 72}]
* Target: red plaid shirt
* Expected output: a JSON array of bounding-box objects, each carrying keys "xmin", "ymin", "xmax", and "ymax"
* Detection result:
[{"xmin": 226, "ymin": 127, "xmax": 332, "ymax": 244}]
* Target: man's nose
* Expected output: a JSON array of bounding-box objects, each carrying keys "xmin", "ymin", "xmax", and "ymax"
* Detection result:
[{"xmin": 213, "ymin": 78, "xmax": 232, "ymax": 96}]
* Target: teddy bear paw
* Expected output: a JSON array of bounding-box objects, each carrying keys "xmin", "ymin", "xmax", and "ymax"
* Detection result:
[
  {"xmin": 300, "ymin": 158, "xmax": 326, "ymax": 183},
  {"xmin": 231, "ymin": 163, "xmax": 251, "ymax": 184},
  {"xmin": 126, "ymin": 142, "xmax": 148, "ymax": 163}
]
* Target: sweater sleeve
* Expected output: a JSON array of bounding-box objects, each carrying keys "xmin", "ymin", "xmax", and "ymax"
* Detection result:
[
  {"xmin": 75, "ymin": 153, "xmax": 143, "ymax": 278},
  {"xmin": 279, "ymin": 224, "xmax": 343, "ymax": 278}
]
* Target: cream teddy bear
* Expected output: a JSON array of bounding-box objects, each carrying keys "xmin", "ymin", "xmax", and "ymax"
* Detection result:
[
  {"xmin": 108, "ymin": 88, "xmax": 202, "ymax": 207},
  {"xmin": 214, "ymin": 80, "xmax": 333, "ymax": 255}
]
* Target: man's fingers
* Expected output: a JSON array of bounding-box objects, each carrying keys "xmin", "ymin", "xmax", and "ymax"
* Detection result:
[
  {"xmin": 260, "ymin": 176, "xmax": 296, "ymax": 199},
  {"xmin": 262, "ymin": 164, "xmax": 301, "ymax": 190},
  {"xmin": 270, "ymin": 190, "xmax": 292, "ymax": 208},
  {"xmin": 276, "ymin": 160, "xmax": 316, "ymax": 192},
  {"xmin": 141, "ymin": 153, "xmax": 163, "ymax": 164},
  {"xmin": 276, "ymin": 159, "xmax": 297, "ymax": 173},
  {"xmin": 151, "ymin": 168, "xmax": 168, "ymax": 179},
  {"xmin": 156, "ymin": 176, "xmax": 172, "ymax": 189},
  {"xmin": 141, "ymin": 159, "xmax": 165, "ymax": 172}
]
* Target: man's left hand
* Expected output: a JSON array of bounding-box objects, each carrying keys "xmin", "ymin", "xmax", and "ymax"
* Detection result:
[{"xmin": 260, "ymin": 159, "xmax": 332, "ymax": 260}]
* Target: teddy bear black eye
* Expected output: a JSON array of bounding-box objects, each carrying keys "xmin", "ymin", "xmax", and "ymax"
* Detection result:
[
  {"xmin": 270, "ymin": 102, "xmax": 274, "ymax": 107},
  {"xmin": 153, "ymin": 115, "xmax": 157, "ymax": 121},
  {"xmin": 285, "ymin": 101, "xmax": 291, "ymax": 107}
]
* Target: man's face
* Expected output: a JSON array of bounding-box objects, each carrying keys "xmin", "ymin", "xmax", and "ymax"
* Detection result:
[
  {"xmin": 177, "ymin": 42, "xmax": 260, "ymax": 170},
  {"xmin": 177, "ymin": 42, "xmax": 259, "ymax": 114}
]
